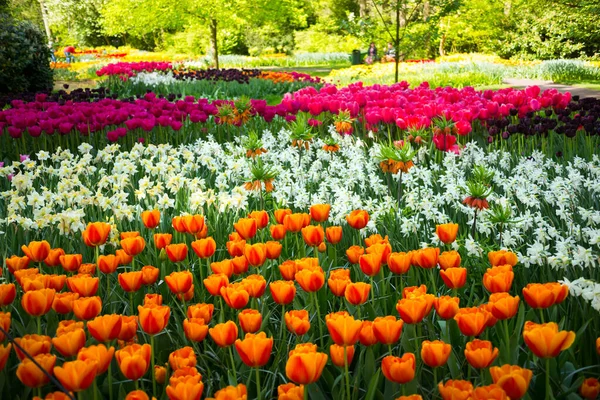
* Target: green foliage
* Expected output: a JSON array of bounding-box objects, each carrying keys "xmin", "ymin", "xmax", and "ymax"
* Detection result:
[
  {"xmin": 294, "ymin": 24, "xmax": 363, "ymax": 53},
  {"xmin": 0, "ymin": 13, "xmax": 53, "ymax": 93}
]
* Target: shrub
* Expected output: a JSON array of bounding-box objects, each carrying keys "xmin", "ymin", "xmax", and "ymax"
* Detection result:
[{"xmin": 0, "ymin": 13, "xmax": 53, "ymax": 93}]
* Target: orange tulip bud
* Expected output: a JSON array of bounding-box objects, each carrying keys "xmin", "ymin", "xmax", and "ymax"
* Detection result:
[
  {"xmin": 59, "ymin": 254, "xmax": 83, "ymax": 273},
  {"xmin": 489, "ymin": 293, "xmax": 520, "ymax": 320},
  {"xmin": 381, "ymin": 353, "xmax": 416, "ymax": 384},
  {"xmin": 0, "ymin": 343, "xmax": 11, "ymax": 372},
  {"xmin": 191, "ymin": 238, "xmax": 216, "ymax": 259},
  {"xmin": 454, "ymin": 307, "xmax": 492, "ymax": 337},
  {"xmin": 373, "ymin": 316, "xmax": 404, "ymax": 345},
  {"xmin": 396, "ymin": 295, "xmax": 433, "ymax": 324},
  {"xmin": 87, "ymin": 314, "xmax": 122, "ymax": 342},
  {"xmin": 434, "ymin": 296, "xmax": 460, "ymax": 320},
  {"xmin": 440, "ymin": 267, "xmax": 467, "ymax": 289},
  {"xmin": 52, "ymin": 292, "xmax": 79, "ymax": 314},
  {"xmin": 82, "ymin": 222, "xmax": 111, "ymax": 247},
  {"xmin": 269, "ymin": 280, "xmax": 296, "ymax": 305},
  {"xmin": 97, "ymin": 254, "xmax": 119, "ymax": 274},
  {"xmin": 266, "ymin": 241, "xmax": 283, "ymax": 259},
  {"xmin": 346, "ymin": 209, "xmax": 369, "ymax": 229},
  {"xmin": 472, "ymin": 384, "xmax": 509, "ymax": 400},
  {"xmin": 249, "ymin": 210, "xmax": 269, "ymax": 229},
  {"xmin": 166, "ymin": 271, "xmax": 194, "ymax": 295},
  {"xmin": 14, "ymin": 334, "xmax": 51, "ymax": 360},
  {"xmin": 77, "ymin": 344, "xmax": 115, "ymax": 374},
  {"xmin": 153, "ymin": 233, "xmax": 172, "ymax": 250},
  {"xmin": 235, "ymin": 331, "xmax": 273, "ymax": 367},
  {"xmin": 6, "ymin": 255, "xmax": 30, "ymax": 274},
  {"xmin": 270, "ymin": 224, "xmax": 287, "ymax": 241},
  {"xmin": 326, "ymin": 312, "xmax": 362, "ymax": 346},
  {"xmin": 154, "ymin": 365, "xmax": 167, "ymax": 385},
  {"xmin": 310, "ymin": 204, "xmax": 330, "ymax": 223},
  {"xmin": 279, "ymin": 260, "xmax": 298, "ymax": 281},
  {"xmin": 285, "ymin": 344, "xmax": 327, "ymax": 384},
  {"xmin": 0, "ymin": 283, "xmax": 16, "ymax": 306},
  {"xmin": 138, "ymin": 304, "xmax": 170, "ymax": 335},
  {"xmin": 242, "ymin": 274, "xmax": 266, "ymax": 298},
  {"xmin": 325, "ymin": 226, "xmax": 342, "ymax": 245},
  {"xmin": 522, "ymin": 321, "xmax": 575, "ymax": 358},
  {"xmin": 330, "ymin": 344, "xmax": 354, "ymax": 367},
  {"xmin": 203, "ymin": 274, "xmax": 229, "ymax": 296},
  {"xmin": 115, "ymin": 343, "xmax": 151, "ymax": 381},
  {"xmin": 421, "ymin": 340, "xmax": 451, "ymax": 368},
  {"xmin": 234, "ymin": 218, "xmax": 258, "ymax": 240},
  {"xmin": 488, "ymin": 250, "xmax": 518, "ymax": 267},
  {"xmin": 464, "ymin": 339, "xmax": 499, "ymax": 369},
  {"xmin": 169, "ymin": 346, "xmax": 197, "ymax": 370},
  {"xmin": 580, "ymin": 378, "xmax": 600, "ymax": 400},
  {"xmin": 183, "ymin": 318, "xmax": 209, "ymax": 342},
  {"xmin": 21, "ymin": 288, "xmax": 55, "ymax": 316},
  {"xmin": 490, "ymin": 364, "xmax": 532, "ymax": 400},
  {"xmin": 436, "ymin": 223, "xmax": 459, "ymax": 244},
  {"xmin": 209, "ymin": 321, "xmax": 238, "ymax": 347},
  {"xmin": 344, "ymin": 282, "xmax": 370, "ymax": 306},
  {"xmin": 285, "ymin": 310, "xmax": 310, "ymax": 336},
  {"xmin": 244, "ymin": 243, "xmax": 267, "ymax": 267},
  {"xmin": 438, "ymin": 251, "xmax": 461, "ymax": 270},
  {"xmin": 16, "ymin": 353, "xmax": 56, "ymax": 388},
  {"xmin": 220, "ymin": 283, "xmax": 250, "ymax": 309},
  {"xmin": 238, "ymin": 309, "xmax": 262, "ymax": 333},
  {"xmin": 359, "ymin": 253, "xmax": 382, "ymax": 276},
  {"xmin": 67, "ymin": 274, "xmax": 99, "ymax": 297},
  {"xmin": 21, "ymin": 240, "xmax": 51, "ymax": 263},
  {"xmin": 182, "ymin": 214, "xmax": 205, "ymax": 235},
  {"xmin": 166, "ymin": 243, "xmax": 188, "ymax": 263},
  {"xmin": 52, "ymin": 328, "xmax": 86, "ymax": 357},
  {"xmin": 283, "ymin": 213, "xmax": 311, "ymax": 233},
  {"xmin": 73, "ymin": 296, "xmax": 102, "ymax": 320},
  {"xmin": 295, "ymin": 267, "xmax": 325, "ymax": 292},
  {"xmin": 438, "ymin": 380, "xmax": 474, "ymax": 400},
  {"xmin": 119, "ymin": 271, "xmax": 143, "ymax": 292},
  {"xmin": 187, "ymin": 303, "xmax": 215, "ymax": 323},
  {"xmin": 44, "ymin": 248, "xmax": 65, "ymax": 267},
  {"xmin": 483, "ymin": 265, "xmax": 514, "ymax": 293},
  {"xmin": 142, "ymin": 209, "xmax": 160, "ymax": 229}
]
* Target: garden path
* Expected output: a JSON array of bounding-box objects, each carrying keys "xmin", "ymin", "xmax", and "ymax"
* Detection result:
[{"xmin": 504, "ymin": 78, "xmax": 600, "ymax": 98}]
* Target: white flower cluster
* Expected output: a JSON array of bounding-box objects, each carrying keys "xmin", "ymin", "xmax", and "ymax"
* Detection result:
[
  {"xmin": 560, "ymin": 277, "xmax": 600, "ymax": 313},
  {"xmin": 129, "ymin": 71, "xmax": 180, "ymax": 87}
]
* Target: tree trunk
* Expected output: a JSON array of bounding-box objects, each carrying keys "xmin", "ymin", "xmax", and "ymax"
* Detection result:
[
  {"xmin": 38, "ymin": 0, "xmax": 52, "ymax": 42},
  {"xmin": 439, "ymin": 33, "xmax": 446, "ymax": 57},
  {"xmin": 423, "ymin": 1, "xmax": 430, "ymax": 57},
  {"xmin": 394, "ymin": 0, "xmax": 400, "ymax": 83},
  {"xmin": 210, "ymin": 18, "xmax": 219, "ymax": 69}
]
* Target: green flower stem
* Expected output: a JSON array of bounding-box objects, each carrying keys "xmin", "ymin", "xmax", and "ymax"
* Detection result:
[
  {"xmin": 545, "ymin": 358, "xmax": 551, "ymax": 400},
  {"xmin": 37, "ymin": 316, "xmax": 41, "ymax": 335},
  {"xmin": 228, "ymin": 345, "xmax": 237, "ymax": 380},
  {"xmin": 312, "ymin": 291, "xmax": 324, "ymax": 346},
  {"xmin": 344, "ymin": 345, "xmax": 351, "ymax": 400},
  {"xmin": 150, "ymin": 335, "xmax": 157, "ymax": 396},
  {"xmin": 255, "ymin": 367, "xmax": 262, "ymax": 400},
  {"xmin": 93, "ymin": 377, "xmax": 98, "ymax": 400},
  {"xmin": 108, "ymin": 360, "xmax": 114, "ymax": 400}
]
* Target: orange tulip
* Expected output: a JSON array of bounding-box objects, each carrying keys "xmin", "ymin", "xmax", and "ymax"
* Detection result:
[
  {"xmin": 328, "ymin": 269, "xmax": 351, "ymax": 297},
  {"xmin": 346, "ymin": 245, "xmax": 364, "ymax": 264},
  {"xmin": 318, "ymin": 242, "xmax": 326, "ymax": 252},
  {"xmin": 0, "ymin": 312, "xmax": 9, "ymax": 342},
  {"xmin": 483, "ymin": 265, "xmax": 514, "ymax": 293},
  {"xmin": 242, "ymin": 274, "xmax": 266, "ymax": 298},
  {"xmin": 440, "ymin": 267, "xmax": 467, "ymax": 289},
  {"xmin": 278, "ymin": 383, "xmax": 304, "ymax": 400},
  {"xmin": 231, "ymin": 255, "xmax": 249, "ymax": 275},
  {"xmin": 326, "ymin": 312, "xmax": 363, "ymax": 346},
  {"xmin": 87, "ymin": 314, "xmax": 122, "ymax": 342},
  {"xmin": 207, "ymin": 384, "xmax": 247, "ymax": 400},
  {"xmin": 522, "ymin": 321, "xmax": 575, "ymax": 358},
  {"xmin": 66, "ymin": 274, "xmax": 99, "ymax": 297},
  {"xmin": 283, "ymin": 213, "xmax": 311, "ymax": 233},
  {"xmin": 364, "ymin": 234, "xmax": 389, "ymax": 247},
  {"xmin": 275, "ymin": 209, "xmax": 292, "ymax": 224},
  {"xmin": 454, "ymin": 307, "xmax": 491, "ymax": 337},
  {"xmin": 238, "ymin": 309, "xmax": 262, "ymax": 333},
  {"xmin": 44, "ymin": 248, "xmax": 65, "ymax": 267},
  {"xmin": 209, "ymin": 259, "xmax": 233, "ymax": 277},
  {"xmin": 436, "ymin": 223, "xmax": 459, "ymax": 244},
  {"xmin": 266, "ymin": 241, "xmax": 283, "ymax": 259},
  {"xmin": 0, "ymin": 283, "xmax": 16, "ymax": 306},
  {"xmin": 59, "ymin": 253, "xmax": 83, "ymax": 272},
  {"xmin": 490, "ymin": 364, "xmax": 532, "ymax": 400},
  {"xmin": 140, "ymin": 265, "xmax": 158, "ymax": 286},
  {"xmin": 14, "ymin": 334, "xmax": 51, "ymax": 360},
  {"xmin": 359, "ymin": 253, "xmax": 382, "ymax": 277},
  {"xmin": 270, "ymin": 224, "xmax": 287, "ymax": 241},
  {"xmin": 522, "ymin": 282, "xmax": 568, "ymax": 309},
  {"xmin": 191, "ymin": 238, "xmax": 216, "ymax": 259},
  {"xmin": 52, "ymin": 328, "xmax": 86, "ymax": 357},
  {"xmin": 171, "ymin": 216, "xmax": 186, "ymax": 233},
  {"xmin": 182, "ymin": 214, "xmax": 205, "ymax": 235},
  {"xmin": 434, "ymin": 296, "xmax": 460, "ymax": 320},
  {"xmin": 138, "ymin": 304, "xmax": 170, "ymax": 335},
  {"xmin": 55, "ymin": 320, "xmax": 84, "ymax": 336},
  {"xmin": 344, "ymin": 282, "xmax": 371, "ymax": 306},
  {"xmin": 73, "ymin": 296, "xmax": 102, "ymax": 320},
  {"xmin": 166, "ymin": 271, "xmax": 194, "ymax": 295},
  {"xmin": 125, "ymin": 389, "xmax": 150, "ymax": 400},
  {"xmin": 396, "ymin": 296, "xmax": 432, "ymax": 324},
  {"xmin": 372, "ymin": 316, "xmax": 404, "ymax": 345},
  {"xmin": 21, "ymin": 240, "xmax": 51, "ymax": 263},
  {"xmin": 596, "ymin": 337, "xmax": 600, "ymax": 355},
  {"xmin": 421, "ymin": 340, "xmax": 451, "ymax": 368},
  {"xmin": 16, "ymin": 353, "xmax": 56, "ymax": 388},
  {"xmin": 413, "ymin": 247, "xmax": 439, "ymax": 269},
  {"xmin": 366, "ymin": 242, "xmax": 391, "ymax": 265},
  {"xmin": 115, "ymin": 343, "xmax": 151, "ymax": 381},
  {"xmin": 330, "ymin": 344, "xmax": 354, "ymax": 367},
  {"xmin": 118, "ymin": 315, "xmax": 138, "ymax": 341},
  {"xmin": 387, "ymin": 252, "xmax": 411, "ymax": 274},
  {"xmin": 269, "ymin": 280, "xmax": 296, "ymax": 305},
  {"xmin": 323, "ymin": 226, "xmax": 343, "ymax": 245},
  {"xmin": 187, "ymin": 303, "xmax": 214, "ymax": 323},
  {"xmin": 295, "ymin": 267, "xmax": 325, "ymax": 292},
  {"xmin": 472, "ymin": 384, "xmax": 509, "ymax": 400},
  {"xmin": 244, "ymin": 243, "xmax": 267, "ymax": 267},
  {"xmin": 285, "ymin": 310, "xmax": 310, "ymax": 336},
  {"xmin": 488, "ymin": 250, "xmax": 518, "ymax": 267},
  {"xmin": 309, "ymin": 204, "xmax": 330, "ymax": 222},
  {"xmin": 279, "ymin": 260, "xmax": 298, "ymax": 281},
  {"xmin": 403, "ymin": 284, "xmax": 429, "ymax": 299},
  {"xmin": 464, "ymin": 339, "xmax": 499, "ymax": 369},
  {"xmin": 204, "ymin": 274, "xmax": 229, "ymax": 296},
  {"xmin": 285, "ymin": 344, "xmax": 328, "ymax": 384},
  {"xmin": 438, "ymin": 380, "xmax": 474, "ymax": 400},
  {"xmin": 235, "ymin": 331, "xmax": 273, "ymax": 367},
  {"xmin": 579, "ymin": 378, "xmax": 600, "ymax": 400},
  {"xmin": 359, "ymin": 321, "xmax": 379, "ymax": 346},
  {"xmin": 154, "ymin": 365, "xmax": 167, "ymax": 385},
  {"xmin": 121, "ymin": 231, "xmax": 140, "ymax": 239},
  {"xmin": 183, "ymin": 318, "xmax": 209, "ymax": 342},
  {"xmin": 82, "ymin": 222, "xmax": 111, "ymax": 247},
  {"xmin": 0, "ymin": 343, "xmax": 11, "ymax": 372},
  {"xmin": 381, "ymin": 353, "xmax": 416, "ymax": 384},
  {"xmin": 247, "ymin": 210, "xmax": 268, "ymax": 229},
  {"xmin": 52, "ymin": 292, "xmax": 79, "ymax": 314},
  {"xmin": 78, "ymin": 264, "xmax": 96, "ymax": 276},
  {"xmin": 116, "ymin": 249, "xmax": 133, "ymax": 266},
  {"xmin": 489, "ymin": 293, "xmax": 520, "ymax": 320},
  {"xmin": 234, "ymin": 218, "xmax": 258, "ymax": 240},
  {"xmin": 142, "ymin": 209, "xmax": 160, "ymax": 229},
  {"xmin": 226, "ymin": 239, "xmax": 246, "ymax": 257},
  {"xmin": 119, "ymin": 271, "xmax": 143, "ymax": 292},
  {"xmin": 97, "ymin": 254, "xmax": 119, "ymax": 274},
  {"xmin": 346, "ymin": 210, "xmax": 369, "ymax": 229},
  {"xmin": 209, "ymin": 321, "xmax": 238, "ymax": 347},
  {"xmin": 438, "ymin": 250, "xmax": 461, "ymax": 270},
  {"xmin": 154, "ymin": 233, "xmax": 173, "ymax": 250},
  {"xmin": 166, "ymin": 243, "xmax": 188, "ymax": 263},
  {"xmin": 221, "ymin": 283, "xmax": 250, "ymax": 309},
  {"xmin": 169, "ymin": 347, "xmax": 197, "ymax": 370},
  {"xmin": 21, "ymin": 288, "xmax": 55, "ymax": 316},
  {"xmin": 166, "ymin": 375, "xmax": 204, "ymax": 400},
  {"xmin": 6, "ymin": 255, "xmax": 30, "ymax": 274}
]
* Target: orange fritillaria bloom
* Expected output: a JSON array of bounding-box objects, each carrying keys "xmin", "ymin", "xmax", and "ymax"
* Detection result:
[
  {"xmin": 330, "ymin": 344, "xmax": 355, "ymax": 367},
  {"xmin": 285, "ymin": 310, "xmax": 311, "ymax": 336},
  {"xmin": 454, "ymin": 307, "xmax": 492, "ymax": 337},
  {"xmin": 488, "ymin": 293, "xmax": 520, "ymax": 320},
  {"xmin": 489, "ymin": 364, "xmax": 533, "ymax": 400},
  {"xmin": 21, "ymin": 288, "xmax": 55, "ymax": 316},
  {"xmin": 269, "ymin": 280, "xmax": 296, "ymax": 305},
  {"xmin": 381, "ymin": 353, "xmax": 416, "ymax": 384},
  {"xmin": 203, "ymin": 274, "xmax": 229, "ymax": 296},
  {"xmin": 77, "ymin": 344, "xmax": 115, "ymax": 374},
  {"xmin": 209, "ymin": 321, "xmax": 238, "ymax": 348},
  {"xmin": 522, "ymin": 282, "xmax": 568, "ymax": 309},
  {"xmin": 165, "ymin": 271, "xmax": 194, "ymax": 295},
  {"xmin": 434, "ymin": 296, "xmax": 460, "ymax": 320},
  {"xmin": 183, "ymin": 318, "xmax": 209, "ymax": 342},
  {"xmin": 421, "ymin": 340, "xmax": 452, "ymax": 368},
  {"xmin": 52, "ymin": 328, "xmax": 86, "ymax": 357},
  {"xmin": 119, "ymin": 271, "xmax": 143, "ymax": 293},
  {"xmin": 235, "ymin": 331, "xmax": 273, "ymax": 367},
  {"xmin": 326, "ymin": 312, "xmax": 363, "ymax": 346},
  {"xmin": 21, "ymin": 240, "xmax": 51, "ymax": 263},
  {"xmin": 344, "ymin": 282, "xmax": 371, "ymax": 306},
  {"xmin": 138, "ymin": 304, "xmax": 170, "ymax": 335},
  {"xmin": 82, "ymin": 222, "xmax": 111, "ymax": 247},
  {"xmin": 483, "ymin": 265, "xmax": 514, "ymax": 293},
  {"xmin": 372, "ymin": 316, "xmax": 404, "ymax": 345},
  {"xmin": 16, "ymin": 353, "xmax": 56, "ymax": 388},
  {"xmin": 285, "ymin": 343, "xmax": 328, "ymax": 385},
  {"xmin": 154, "ymin": 233, "xmax": 173, "ymax": 250},
  {"xmin": 438, "ymin": 380, "xmax": 474, "ymax": 400},
  {"xmin": 142, "ymin": 209, "xmax": 160, "ymax": 229},
  {"xmin": 436, "ymin": 223, "xmax": 459, "ymax": 244},
  {"xmin": 488, "ymin": 250, "xmax": 518, "ymax": 267},
  {"xmin": 346, "ymin": 209, "xmax": 369, "ymax": 229},
  {"xmin": 166, "ymin": 243, "xmax": 188, "ymax": 263},
  {"xmin": 464, "ymin": 339, "xmax": 499, "ymax": 369},
  {"xmin": 87, "ymin": 314, "xmax": 122, "ymax": 342},
  {"xmin": 438, "ymin": 250, "xmax": 461, "ymax": 270},
  {"xmin": 115, "ymin": 343, "xmax": 151, "ymax": 381},
  {"xmin": 440, "ymin": 267, "xmax": 467, "ymax": 289},
  {"xmin": 234, "ymin": 218, "xmax": 258, "ymax": 240},
  {"xmin": 522, "ymin": 321, "xmax": 575, "ymax": 358},
  {"xmin": 244, "ymin": 243, "xmax": 267, "ymax": 267},
  {"xmin": 220, "ymin": 283, "xmax": 250, "ymax": 309},
  {"xmin": 295, "ymin": 267, "xmax": 325, "ymax": 292},
  {"xmin": 238, "ymin": 309, "xmax": 262, "ymax": 333}
]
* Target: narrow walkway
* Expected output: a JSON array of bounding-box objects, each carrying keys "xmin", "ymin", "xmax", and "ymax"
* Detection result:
[{"xmin": 503, "ymin": 78, "xmax": 600, "ymax": 98}]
